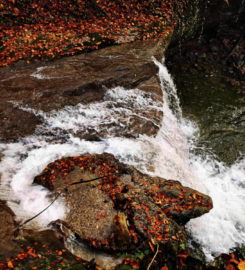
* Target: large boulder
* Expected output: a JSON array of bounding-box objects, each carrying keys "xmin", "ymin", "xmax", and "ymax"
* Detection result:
[{"xmin": 34, "ymin": 153, "xmax": 213, "ymax": 253}]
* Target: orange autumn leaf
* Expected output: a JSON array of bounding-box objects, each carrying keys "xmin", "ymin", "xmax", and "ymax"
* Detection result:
[
  {"xmin": 238, "ymin": 261, "xmax": 245, "ymax": 270},
  {"xmin": 226, "ymin": 264, "xmax": 236, "ymax": 270},
  {"xmin": 27, "ymin": 248, "xmax": 38, "ymax": 257},
  {"xmin": 0, "ymin": 0, "xmax": 175, "ymax": 66},
  {"xmin": 148, "ymin": 241, "xmax": 155, "ymax": 252},
  {"xmin": 7, "ymin": 260, "xmax": 14, "ymax": 268}
]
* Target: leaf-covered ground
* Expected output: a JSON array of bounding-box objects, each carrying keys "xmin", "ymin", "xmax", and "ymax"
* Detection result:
[
  {"xmin": 0, "ymin": 242, "xmax": 86, "ymax": 270},
  {"xmin": 0, "ymin": 0, "xmax": 191, "ymax": 66},
  {"xmin": 0, "ymin": 237, "xmax": 244, "ymax": 270}
]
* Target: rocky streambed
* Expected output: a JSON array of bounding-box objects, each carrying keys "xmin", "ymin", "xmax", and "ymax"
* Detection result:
[
  {"xmin": 0, "ymin": 3, "xmax": 244, "ymax": 266},
  {"xmin": 0, "ymin": 36, "xmax": 216, "ymax": 270}
]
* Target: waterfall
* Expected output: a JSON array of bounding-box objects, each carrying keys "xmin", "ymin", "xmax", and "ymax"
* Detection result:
[
  {"xmin": 153, "ymin": 58, "xmax": 245, "ymax": 260},
  {"xmin": 0, "ymin": 59, "xmax": 244, "ymax": 260}
]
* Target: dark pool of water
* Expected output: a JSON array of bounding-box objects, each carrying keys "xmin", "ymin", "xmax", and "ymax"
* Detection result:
[{"xmin": 174, "ymin": 73, "xmax": 244, "ymax": 165}]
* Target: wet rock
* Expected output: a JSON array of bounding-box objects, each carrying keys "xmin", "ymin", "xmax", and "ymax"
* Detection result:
[
  {"xmin": 34, "ymin": 154, "xmax": 134, "ymax": 251},
  {"xmin": 51, "ymin": 221, "xmax": 123, "ymax": 270},
  {"xmin": 34, "ymin": 153, "xmax": 213, "ymax": 257},
  {"xmin": 19, "ymin": 229, "xmax": 65, "ymax": 250},
  {"xmin": 18, "ymin": 229, "xmax": 122, "ymax": 270},
  {"xmin": 0, "ymin": 39, "xmax": 165, "ymax": 142},
  {"xmin": 0, "ymin": 103, "xmax": 41, "ymax": 142},
  {"xmin": 0, "ymin": 200, "xmax": 20, "ymax": 259},
  {"xmin": 147, "ymin": 180, "xmax": 213, "ymax": 224},
  {"xmin": 131, "ymin": 195, "xmax": 187, "ymax": 250}
]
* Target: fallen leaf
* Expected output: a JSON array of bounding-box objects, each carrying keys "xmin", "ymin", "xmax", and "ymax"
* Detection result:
[
  {"xmin": 7, "ymin": 261, "xmax": 14, "ymax": 268},
  {"xmin": 226, "ymin": 264, "xmax": 236, "ymax": 270},
  {"xmin": 238, "ymin": 261, "xmax": 245, "ymax": 270}
]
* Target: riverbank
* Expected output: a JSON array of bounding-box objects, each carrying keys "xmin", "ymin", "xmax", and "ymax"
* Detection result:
[{"xmin": 0, "ymin": 0, "xmax": 180, "ymax": 66}]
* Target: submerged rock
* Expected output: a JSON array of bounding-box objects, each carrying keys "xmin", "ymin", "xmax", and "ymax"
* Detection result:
[{"xmin": 34, "ymin": 153, "xmax": 213, "ymax": 265}]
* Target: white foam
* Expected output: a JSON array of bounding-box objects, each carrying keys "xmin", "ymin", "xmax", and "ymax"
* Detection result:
[
  {"xmin": 30, "ymin": 65, "xmax": 61, "ymax": 80},
  {"xmin": 187, "ymin": 156, "xmax": 245, "ymax": 259},
  {"xmin": 0, "ymin": 87, "xmax": 163, "ymax": 228},
  {"xmin": 30, "ymin": 66, "xmax": 50, "ymax": 80},
  {"xmin": 42, "ymin": 87, "xmax": 162, "ymax": 137}
]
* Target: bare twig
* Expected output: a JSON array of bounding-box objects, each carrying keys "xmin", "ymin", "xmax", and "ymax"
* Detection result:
[
  {"xmin": 19, "ymin": 192, "xmax": 61, "ymax": 228},
  {"xmin": 70, "ymin": 175, "xmax": 108, "ymax": 186},
  {"xmin": 147, "ymin": 243, "xmax": 159, "ymax": 270}
]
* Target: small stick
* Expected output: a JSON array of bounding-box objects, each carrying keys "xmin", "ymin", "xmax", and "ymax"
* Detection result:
[
  {"xmin": 70, "ymin": 175, "xmax": 108, "ymax": 186},
  {"xmin": 19, "ymin": 192, "xmax": 61, "ymax": 228},
  {"xmin": 147, "ymin": 243, "xmax": 159, "ymax": 270}
]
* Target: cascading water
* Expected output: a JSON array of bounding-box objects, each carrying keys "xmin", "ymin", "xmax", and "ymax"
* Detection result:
[
  {"xmin": 153, "ymin": 58, "xmax": 245, "ymax": 259},
  {"xmin": 0, "ymin": 58, "xmax": 244, "ymax": 260}
]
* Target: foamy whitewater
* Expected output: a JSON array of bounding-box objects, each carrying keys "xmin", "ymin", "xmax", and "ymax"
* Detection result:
[{"xmin": 0, "ymin": 58, "xmax": 244, "ymax": 260}]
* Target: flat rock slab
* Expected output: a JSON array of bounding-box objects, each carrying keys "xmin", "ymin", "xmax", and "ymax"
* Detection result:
[{"xmin": 0, "ymin": 39, "xmax": 165, "ymax": 142}]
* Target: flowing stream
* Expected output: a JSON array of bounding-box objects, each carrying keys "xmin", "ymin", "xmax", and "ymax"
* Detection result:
[{"xmin": 0, "ymin": 58, "xmax": 244, "ymax": 261}]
